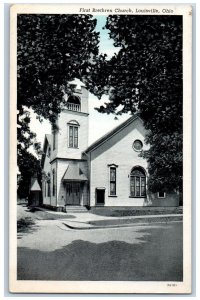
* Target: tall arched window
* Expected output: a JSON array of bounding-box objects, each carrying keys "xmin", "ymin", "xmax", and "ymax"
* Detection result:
[
  {"xmin": 47, "ymin": 173, "xmax": 51, "ymax": 197},
  {"xmin": 53, "ymin": 131, "xmax": 56, "ymax": 150},
  {"xmin": 45, "ymin": 181, "xmax": 47, "ymax": 197},
  {"xmin": 130, "ymin": 166, "xmax": 146, "ymax": 197},
  {"xmin": 47, "ymin": 146, "xmax": 51, "ymax": 157},
  {"xmin": 67, "ymin": 120, "xmax": 80, "ymax": 148},
  {"xmin": 52, "ymin": 169, "xmax": 56, "ymax": 196}
]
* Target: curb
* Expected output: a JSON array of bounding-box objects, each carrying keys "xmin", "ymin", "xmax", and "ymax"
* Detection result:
[{"xmin": 63, "ymin": 217, "xmax": 183, "ymax": 230}]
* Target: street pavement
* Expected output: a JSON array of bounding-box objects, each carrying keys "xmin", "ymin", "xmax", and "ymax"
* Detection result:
[{"xmin": 17, "ymin": 205, "xmax": 183, "ymax": 281}]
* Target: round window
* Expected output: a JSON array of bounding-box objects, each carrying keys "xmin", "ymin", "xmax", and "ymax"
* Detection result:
[{"xmin": 133, "ymin": 140, "xmax": 143, "ymax": 151}]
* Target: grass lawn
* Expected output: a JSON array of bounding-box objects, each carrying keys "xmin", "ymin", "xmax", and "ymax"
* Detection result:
[
  {"xmin": 88, "ymin": 216, "xmax": 183, "ymax": 227},
  {"xmin": 90, "ymin": 206, "xmax": 183, "ymax": 217},
  {"xmin": 17, "ymin": 217, "xmax": 36, "ymax": 233},
  {"xmin": 17, "ymin": 203, "xmax": 75, "ymax": 232}
]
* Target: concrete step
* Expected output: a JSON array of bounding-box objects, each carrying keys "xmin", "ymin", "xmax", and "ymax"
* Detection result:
[{"xmin": 64, "ymin": 206, "xmax": 88, "ymax": 213}]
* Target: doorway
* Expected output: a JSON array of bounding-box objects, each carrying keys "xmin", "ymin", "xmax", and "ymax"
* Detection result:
[
  {"xmin": 96, "ymin": 188, "xmax": 105, "ymax": 206},
  {"xmin": 66, "ymin": 182, "xmax": 80, "ymax": 205}
]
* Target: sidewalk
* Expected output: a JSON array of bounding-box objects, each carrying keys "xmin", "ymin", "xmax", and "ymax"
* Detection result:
[
  {"xmin": 62, "ymin": 213, "xmax": 183, "ymax": 230},
  {"xmin": 35, "ymin": 206, "xmax": 183, "ymax": 230}
]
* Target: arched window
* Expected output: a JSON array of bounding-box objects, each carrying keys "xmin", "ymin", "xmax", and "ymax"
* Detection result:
[
  {"xmin": 52, "ymin": 169, "xmax": 56, "ymax": 197},
  {"xmin": 53, "ymin": 131, "xmax": 56, "ymax": 150},
  {"xmin": 66, "ymin": 95, "xmax": 81, "ymax": 111},
  {"xmin": 67, "ymin": 120, "xmax": 80, "ymax": 148},
  {"xmin": 108, "ymin": 163, "xmax": 118, "ymax": 196},
  {"xmin": 47, "ymin": 173, "xmax": 51, "ymax": 197},
  {"xmin": 44, "ymin": 181, "xmax": 46, "ymax": 197},
  {"xmin": 47, "ymin": 146, "xmax": 51, "ymax": 157},
  {"xmin": 130, "ymin": 166, "xmax": 146, "ymax": 197}
]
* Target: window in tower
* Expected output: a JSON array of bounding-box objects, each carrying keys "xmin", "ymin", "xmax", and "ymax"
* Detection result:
[{"xmin": 67, "ymin": 120, "xmax": 80, "ymax": 148}]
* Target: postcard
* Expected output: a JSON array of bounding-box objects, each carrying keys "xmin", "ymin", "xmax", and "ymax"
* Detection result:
[{"xmin": 10, "ymin": 3, "xmax": 192, "ymax": 294}]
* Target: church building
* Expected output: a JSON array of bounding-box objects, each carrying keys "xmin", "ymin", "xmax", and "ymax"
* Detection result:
[{"xmin": 41, "ymin": 83, "xmax": 180, "ymax": 211}]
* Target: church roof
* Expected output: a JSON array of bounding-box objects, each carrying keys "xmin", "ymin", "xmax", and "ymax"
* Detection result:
[
  {"xmin": 62, "ymin": 164, "xmax": 88, "ymax": 182},
  {"xmin": 84, "ymin": 114, "xmax": 141, "ymax": 154},
  {"xmin": 30, "ymin": 178, "xmax": 41, "ymax": 191},
  {"xmin": 45, "ymin": 134, "xmax": 52, "ymax": 145},
  {"xmin": 41, "ymin": 134, "xmax": 52, "ymax": 168}
]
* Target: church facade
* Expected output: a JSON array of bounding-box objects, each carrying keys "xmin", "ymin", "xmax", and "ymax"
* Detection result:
[{"xmin": 41, "ymin": 84, "xmax": 180, "ymax": 210}]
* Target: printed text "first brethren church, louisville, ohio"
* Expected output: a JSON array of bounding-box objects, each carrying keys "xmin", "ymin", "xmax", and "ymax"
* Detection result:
[{"xmin": 79, "ymin": 8, "xmax": 163, "ymax": 14}]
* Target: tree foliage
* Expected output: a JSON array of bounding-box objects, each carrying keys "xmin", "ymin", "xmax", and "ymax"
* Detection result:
[
  {"xmin": 17, "ymin": 14, "xmax": 99, "ymax": 123},
  {"xmin": 17, "ymin": 108, "xmax": 43, "ymax": 198},
  {"xmin": 17, "ymin": 14, "xmax": 183, "ymax": 194},
  {"xmin": 88, "ymin": 15, "xmax": 183, "ymax": 192},
  {"xmin": 17, "ymin": 14, "xmax": 99, "ymax": 194}
]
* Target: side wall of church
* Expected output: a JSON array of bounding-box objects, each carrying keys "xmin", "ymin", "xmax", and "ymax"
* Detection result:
[
  {"xmin": 89, "ymin": 118, "xmax": 180, "ymax": 207},
  {"xmin": 89, "ymin": 118, "xmax": 149, "ymax": 207}
]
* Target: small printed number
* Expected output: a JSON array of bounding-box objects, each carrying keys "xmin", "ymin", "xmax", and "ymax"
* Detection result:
[{"xmin": 167, "ymin": 283, "xmax": 177, "ymax": 287}]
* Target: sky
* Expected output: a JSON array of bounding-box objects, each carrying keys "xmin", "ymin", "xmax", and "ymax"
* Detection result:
[{"xmin": 29, "ymin": 15, "xmax": 131, "ymax": 150}]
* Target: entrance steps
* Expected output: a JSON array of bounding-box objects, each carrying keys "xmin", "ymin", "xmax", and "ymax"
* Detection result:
[{"xmin": 64, "ymin": 206, "xmax": 88, "ymax": 213}]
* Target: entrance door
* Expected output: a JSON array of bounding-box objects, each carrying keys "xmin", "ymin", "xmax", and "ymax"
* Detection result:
[
  {"xmin": 96, "ymin": 189, "xmax": 105, "ymax": 205},
  {"xmin": 66, "ymin": 182, "xmax": 80, "ymax": 205}
]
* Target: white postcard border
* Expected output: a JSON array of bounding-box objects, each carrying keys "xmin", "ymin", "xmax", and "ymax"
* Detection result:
[{"xmin": 9, "ymin": 3, "xmax": 192, "ymax": 294}]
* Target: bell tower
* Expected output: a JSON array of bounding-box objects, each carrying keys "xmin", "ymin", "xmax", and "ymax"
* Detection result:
[{"xmin": 51, "ymin": 84, "xmax": 89, "ymax": 161}]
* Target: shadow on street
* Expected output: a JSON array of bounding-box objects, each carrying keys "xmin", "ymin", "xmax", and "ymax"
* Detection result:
[{"xmin": 17, "ymin": 223, "xmax": 183, "ymax": 281}]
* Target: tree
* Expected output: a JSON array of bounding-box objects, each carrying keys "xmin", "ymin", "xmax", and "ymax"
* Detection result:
[
  {"xmin": 17, "ymin": 14, "xmax": 99, "ymax": 123},
  {"xmin": 17, "ymin": 148, "xmax": 42, "ymax": 198},
  {"xmin": 87, "ymin": 15, "xmax": 183, "ymax": 193},
  {"xmin": 17, "ymin": 108, "xmax": 43, "ymax": 198},
  {"xmin": 17, "ymin": 14, "xmax": 100, "ymax": 191}
]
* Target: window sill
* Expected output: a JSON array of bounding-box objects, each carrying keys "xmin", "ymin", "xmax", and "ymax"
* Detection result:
[
  {"xmin": 129, "ymin": 196, "xmax": 146, "ymax": 198},
  {"xmin": 108, "ymin": 195, "xmax": 117, "ymax": 197},
  {"xmin": 68, "ymin": 147, "xmax": 79, "ymax": 149}
]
